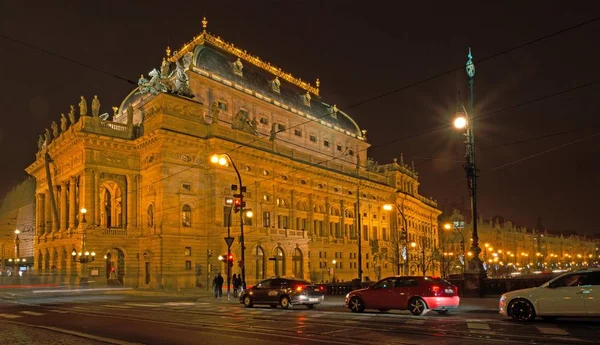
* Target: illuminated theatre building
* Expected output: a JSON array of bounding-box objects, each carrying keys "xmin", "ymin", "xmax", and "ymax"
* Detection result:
[{"xmin": 26, "ymin": 21, "xmax": 440, "ymax": 288}]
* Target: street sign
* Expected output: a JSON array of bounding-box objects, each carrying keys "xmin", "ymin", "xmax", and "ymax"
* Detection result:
[{"xmin": 224, "ymin": 236, "xmax": 234, "ymax": 248}]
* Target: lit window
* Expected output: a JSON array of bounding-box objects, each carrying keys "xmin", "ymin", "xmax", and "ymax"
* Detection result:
[
  {"xmin": 182, "ymin": 205, "xmax": 192, "ymax": 227},
  {"xmin": 185, "ymin": 247, "xmax": 191, "ymax": 256}
]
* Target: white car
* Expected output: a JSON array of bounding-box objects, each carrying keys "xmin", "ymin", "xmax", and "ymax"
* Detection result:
[{"xmin": 499, "ymin": 268, "xmax": 600, "ymax": 321}]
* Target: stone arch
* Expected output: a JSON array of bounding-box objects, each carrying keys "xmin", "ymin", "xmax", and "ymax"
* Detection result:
[
  {"xmin": 313, "ymin": 203, "xmax": 325, "ymax": 214},
  {"xmin": 276, "ymin": 197, "xmax": 289, "ymax": 208},
  {"xmin": 296, "ymin": 200, "xmax": 308, "ymax": 212},
  {"xmin": 272, "ymin": 246, "xmax": 285, "ymax": 277},
  {"xmin": 141, "ymin": 249, "xmax": 154, "ymax": 285},
  {"xmin": 330, "ymin": 206, "xmax": 341, "ymax": 216},
  {"xmin": 292, "ymin": 247, "xmax": 303, "ymax": 279},
  {"xmin": 181, "ymin": 204, "xmax": 192, "ymax": 227},
  {"xmin": 100, "ymin": 180, "xmax": 124, "ymax": 228},
  {"xmin": 103, "ymin": 247, "xmax": 126, "ymax": 285}
]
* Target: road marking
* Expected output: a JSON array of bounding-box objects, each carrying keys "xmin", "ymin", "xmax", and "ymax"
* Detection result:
[
  {"xmin": 163, "ymin": 302, "xmax": 195, "ymax": 306},
  {"xmin": 406, "ymin": 319, "xmax": 425, "ymax": 325},
  {"xmin": 0, "ymin": 314, "xmax": 22, "ymax": 319},
  {"xmin": 536, "ymin": 327, "xmax": 569, "ymax": 335},
  {"xmin": 125, "ymin": 303, "xmax": 160, "ymax": 307},
  {"xmin": 49, "ymin": 309, "xmax": 69, "ymax": 313},
  {"xmin": 307, "ymin": 313, "xmax": 326, "ymax": 318},
  {"xmin": 468, "ymin": 322, "xmax": 491, "ymax": 330},
  {"xmin": 20, "ymin": 311, "xmax": 45, "ymax": 316},
  {"xmin": 321, "ymin": 328, "xmax": 351, "ymax": 335},
  {"xmin": 101, "ymin": 304, "xmax": 133, "ymax": 309}
]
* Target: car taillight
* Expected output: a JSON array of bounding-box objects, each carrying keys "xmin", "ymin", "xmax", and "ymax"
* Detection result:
[
  {"xmin": 430, "ymin": 285, "xmax": 440, "ymax": 295},
  {"xmin": 295, "ymin": 285, "xmax": 304, "ymax": 292},
  {"xmin": 454, "ymin": 286, "xmax": 458, "ymax": 294},
  {"xmin": 319, "ymin": 286, "xmax": 324, "ymax": 291}
]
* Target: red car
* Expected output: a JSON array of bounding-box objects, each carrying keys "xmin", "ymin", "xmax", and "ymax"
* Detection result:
[{"xmin": 345, "ymin": 276, "xmax": 459, "ymax": 315}]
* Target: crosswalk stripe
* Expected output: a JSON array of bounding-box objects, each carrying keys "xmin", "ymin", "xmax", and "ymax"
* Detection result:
[
  {"xmin": 20, "ymin": 311, "xmax": 45, "ymax": 316},
  {"xmin": 468, "ymin": 322, "xmax": 491, "ymax": 330},
  {"xmin": 101, "ymin": 305, "xmax": 133, "ymax": 309},
  {"xmin": 0, "ymin": 313, "xmax": 22, "ymax": 319},
  {"xmin": 125, "ymin": 303, "xmax": 160, "ymax": 307},
  {"xmin": 49, "ymin": 309, "xmax": 69, "ymax": 314},
  {"xmin": 536, "ymin": 327, "xmax": 569, "ymax": 335}
]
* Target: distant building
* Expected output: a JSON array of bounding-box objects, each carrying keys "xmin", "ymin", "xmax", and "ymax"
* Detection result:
[
  {"xmin": 439, "ymin": 208, "xmax": 599, "ymax": 277},
  {"xmin": 0, "ymin": 179, "xmax": 35, "ymax": 270},
  {"xmin": 26, "ymin": 22, "xmax": 440, "ymax": 288}
]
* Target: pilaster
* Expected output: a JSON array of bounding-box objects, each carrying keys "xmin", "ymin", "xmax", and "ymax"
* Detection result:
[{"xmin": 69, "ymin": 176, "xmax": 76, "ymax": 230}]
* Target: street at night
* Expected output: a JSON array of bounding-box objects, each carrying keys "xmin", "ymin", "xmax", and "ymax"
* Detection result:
[{"xmin": 1, "ymin": 288, "xmax": 599, "ymax": 344}]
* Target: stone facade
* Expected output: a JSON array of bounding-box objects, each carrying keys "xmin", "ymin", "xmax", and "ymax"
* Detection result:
[
  {"xmin": 25, "ymin": 27, "xmax": 441, "ymax": 288},
  {"xmin": 440, "ymin": 210, "xmax": 599, "ymax": 277},
  {"xmin": 0, "ymin": 179, "xmax": 35, "ymax": 272}
]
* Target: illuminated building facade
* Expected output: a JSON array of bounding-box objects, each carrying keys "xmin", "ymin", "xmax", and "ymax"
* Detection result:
[{"xmin": 26, "ymin": 20, "xmax": 440, "ymax": 288}]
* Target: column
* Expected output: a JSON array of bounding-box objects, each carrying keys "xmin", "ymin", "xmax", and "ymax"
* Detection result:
[
  {"xmin": 60, "ymin": 182, "xmax": 68, "ymax": 232},
  {"xmin": 44, "ymin": 190, "xmax": 51, "ymax": 234},
  {"xmin": 69, "ymin": 177, "xmax": 76, "ymax": 230},
  {"xmin": 37, "ymin": 193, "xmax": 45, "ymax": 236},
  {"xmin": 127, "ymin": 175, "xmax": 137, "ymax": 229},
  {"xmin": 94, "ymin": 170, "xmax": 100, "ymax": 225},
  {"xmin": 81, "ymin": 169, "xmax": 94, "ymax": 225}
]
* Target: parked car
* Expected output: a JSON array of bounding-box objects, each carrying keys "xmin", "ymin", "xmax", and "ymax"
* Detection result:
[
  {"xmin": 345, "ymin": 276, "xmax": 459, "ymax": 315},
  {"xmin": 240, "ymin": 277, "xmax": 325, "ymax": 309},
  {"xmin": 499, "ymin": 268, "xmax": 600, "ymax": 322}
]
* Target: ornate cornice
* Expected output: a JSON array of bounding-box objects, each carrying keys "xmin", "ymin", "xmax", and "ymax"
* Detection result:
[{"xmin": 169, "ymin": 30, "xmax": 319, "ymax": 96}]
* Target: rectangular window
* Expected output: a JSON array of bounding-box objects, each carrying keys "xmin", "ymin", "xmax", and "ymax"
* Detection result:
[
  {"xmin": 294, "ymin": 129, "xmax": 302, "ymax": 137},
  {"xmin": 182, "ymin": 183, "xmax": 192, "ymax": 192},
  {"xmin": 337, "ymin": 145, "xmax": 342, "ymax": 151},
  {"xmin": 366, "ymin": 262, "xmax": 370, "ymax": 269},
  {"xmin": 262, "ymin": 211, "xmax": 271, "ymax": 227},
  {"xmin": 218, "ymin": 101, "xmax": 228, "ymax": 111},
  {"xmin": 184, "ymin": 247, "xmax": 191, "ymax": 256},
  {"xmin": 185, "ymin": 261, "xmax": 192, "ymax": 270},
  {"xmin": 277, "ymin": 123, "xmax": 285, "ymax": 131},
  {"xmin": 309, "ymin": 135, "xmax": 317, "ymax": 143},
  {"xmin": 319, "ymin": 251, "xmax": 322, "ymax": 259},
  {"xmin": 259, "ymin": 116, "xmax": 268, "ymax": 125},
  {"xmin": 363, "ymin": 225, "xmax": 369, "ymax": 241},
  {"xmin": 323, "ymin": 140, "xmax": 330, "ymax": 147},
  {"xmin": 348, "ymin": 149, "xmax": 354, "ymax": 156}
]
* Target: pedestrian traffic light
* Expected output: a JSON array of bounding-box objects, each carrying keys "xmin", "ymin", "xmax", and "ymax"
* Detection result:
[
  {"xmin": 227, "ymin": 254, "xmax": 234, "ymax": 267},
  {"xmin": 401, "ymin": 228, "xmax": 407, "ymax": 241}
]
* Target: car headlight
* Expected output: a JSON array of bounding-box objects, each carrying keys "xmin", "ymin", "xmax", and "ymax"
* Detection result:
[{"xmin": 345, "ymin": 293, "xmax": 350, "ymax": 299}]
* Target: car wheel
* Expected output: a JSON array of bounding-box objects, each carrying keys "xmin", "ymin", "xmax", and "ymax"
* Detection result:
[
  {"xmin": 243, "ymin": 296, "xmax": 253, "ymax": 308},
  {"xmin": 306, "ymin": 304, "xmax": 315, "ymax": 309},
  {"xmin": 378, "ymin": 309, "xmax": 390, "ymax": 313},
  {"xmin": 435, "ymin": 309, "xmax": 449, "ymax": 315},
  {"xmin": 508, "ymin": 299, "xmax": 536, "ymax": 322},
  {"xmin": 280, "ymin": 296, "xmax": 291, "ymax": 309},
  {"xmin": 408, "ymin": 298, "xmax": 427, "ymax": 316},
  {"xmin": 348, "ymin": 296, "xmax": 365, "ymax": 313},
  {"xmin": 269, "ymin": 304, "xmax": 278, "ymax": 308}
]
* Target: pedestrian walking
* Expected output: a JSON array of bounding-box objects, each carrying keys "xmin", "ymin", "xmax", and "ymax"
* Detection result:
[
  {"xmin": 212, "ymin": 272, "xmax": 224, "ymax": 298},
  {"xmin": 232, "ymin": 274, "xmax": 239, "ymax": 297}
]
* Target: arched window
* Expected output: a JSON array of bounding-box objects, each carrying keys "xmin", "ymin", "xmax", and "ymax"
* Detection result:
[
  {"xmin": 276, "ymin": 198, "xmax": 288, "ymax": 208},
  {"xmin": 147, "ymin": 204, "xmax": 154, "ymax": 227},
  {"xmin": 330, "ymin": 206, "xmax": 340, "ymax": 216},
  {"xmin": 313, "ymin": 203, "xmax": 325, "ymax": 214},
  {"xmin": 292, "ymin": 247, "xmax": 303, "ymax": 278},
  {"xmin": 255, "ymin": 246, "xmax": 265, "ymax": 280},
  {"xmin": 344, "ymin": 209, "xmax": 354, "ymax": 218},
  {"xmin": 274, "ymin": 247, "xmax": 285, "ymax": 277},
  {"xmin": 182, "ymin": 205, "xmax": 192, "ymax": 227}
]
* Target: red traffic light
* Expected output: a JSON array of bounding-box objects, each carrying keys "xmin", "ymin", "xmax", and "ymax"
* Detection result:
[{"xmin": 228, "ymin": 254, "xmax": 234, "ymax": 261}]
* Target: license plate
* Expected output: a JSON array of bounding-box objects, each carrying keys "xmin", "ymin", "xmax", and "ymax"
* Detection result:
[
  {"xmin": 309, "ymin": 298, "xmax": 319, "ymax": 302},
  {"xmin": 445, "ymin": 289, "xmax": 454, "ymax": 294}
]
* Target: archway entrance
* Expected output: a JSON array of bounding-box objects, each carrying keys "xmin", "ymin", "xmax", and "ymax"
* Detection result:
[
  {"xmin": 273, "ymin": 247, "xmax": 285, "ymax": 277},
  {"xmin": 100, "ymin": 182, "xmax": 123, "ymax": 228},
  {"xmin": 105, "ymin": 248, "xmax": 125, "ymax": 285},
  {"xmin": 292, "ymin": 247, "xmax": 303, "ymax": 279}
]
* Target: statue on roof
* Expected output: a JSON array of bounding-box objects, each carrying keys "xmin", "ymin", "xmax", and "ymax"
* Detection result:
[
  {"xmin": 91, "ymin": 95, "xmax": 101, "ymax": 117},
  {"xmin": 60, "ymin": 114, "xmax": 68, "ymax": 132},
  {"xmin": 51, "ymin": 121, "xmax": 59, "ymax": 138},
  {"xmin": 270, "ymin": 77, "xmax": 281, "ymax": 94},
  {"xmin": 160, "ymin": 58, "xmax": 171, "ymax": 77},
  {"xmin": 330, "ymin": 104, "xmax": 338, "ymax": 119},
  {"xmin": 232, "ymin": 58, "xmax": 243, "ymax": 77},
  {"xmin": 79, "ymin": 96, "xmax": 88, "ymax": 116},
  {"xmin": 302, "ymin": 92, "xmax": 311, "ymax": 106},
  {"xmin": 44, "ymin": 128, "xmax": 51, "ymax": 145},
  {"xmin": 211, "ymin": 101, "xmax": 220, "ymax": 124},
  {"xmin": 37, "ymin": 135, "xmax": 44, "ymax": 151},
  {"xmin": 138, "ymin": 74, "xmax": 151, "ymax": 94},
  {"xmin": 173, "ymin": 52, "xmax": 193, "ymax": 97},
  {"xmin": 68, "ymin": 105, "xmax": 76, "ymax": 125},
  {"xmin": 232, "ymin": 109, "xmax": 257, "ymax": 136}
]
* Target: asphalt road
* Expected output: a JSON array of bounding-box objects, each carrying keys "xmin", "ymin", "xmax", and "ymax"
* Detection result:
[{"xmin": 1, "ymin": 289, "xmax": 599, "ymax": 345}]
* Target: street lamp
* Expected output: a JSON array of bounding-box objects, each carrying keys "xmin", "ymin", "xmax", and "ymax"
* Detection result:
[
  {"xmin": 383, "ymin": 203, "xmax": 408, "ymax": 275},
  {"xmin": 443, "ymin": 223, "xmax": 465, "ymax": 274},
  {"xmin": 72, "ymin": 208, "xmax": 96, "ymax": 285},
  {"xmin": 453, "ymin": 48, "xmax": 484, "ymax": 276},
  {"xmin": 211, "ymin": 153, "xmax": 248, "ymax": 290},
  {"xmin": 332, "ymin": 259, "xmax": 337, "ymax": 283},
  {"xmin": 410, "ymin": 241, "xmax": 427, "ymax": 276}
]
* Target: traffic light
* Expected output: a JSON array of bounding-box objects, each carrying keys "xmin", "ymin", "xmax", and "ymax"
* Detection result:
[
  {"xmin": 233, "ymin": 198, "xmax": 242, "ymax": 213},
  {"xmin": 227, "ymin": 254, "xmax": 234, "ymax": 267},
  {"xmin": 401, "ymin": 228, "xmax": 407, "ymax": 241}
]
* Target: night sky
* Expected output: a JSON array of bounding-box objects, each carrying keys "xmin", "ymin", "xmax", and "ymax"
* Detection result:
[{"xmin": 1, "ymin": 1, "xmax": 599, "ymax": 234}]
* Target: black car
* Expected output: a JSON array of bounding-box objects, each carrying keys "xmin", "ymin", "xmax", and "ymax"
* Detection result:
[{"xmin": 240, "ymin": 277, "xmax": 324, "ymax": 309}]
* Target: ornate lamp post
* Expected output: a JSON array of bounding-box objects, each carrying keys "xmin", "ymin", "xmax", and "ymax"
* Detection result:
[
  {"xmin": 331, "ymin": 259, "xmax": 337, "ymax": 283},
  {"xmin": 8, "ymin": 230, "xmax": 26, "ymax": 279},
  {"xmin": 383, "ymin": 203, "xmax": 408, "ymax": 275},
  {"xmin": 454, "ymin": 48, "xmax": 485, "ymax": 278},
  {"xmin": 211, "ymin": 153, "xmax": 247, "ymax": 290},
  {"xmin": 72, "ymin": 208, "xmax": 96, "ymax": 285}
]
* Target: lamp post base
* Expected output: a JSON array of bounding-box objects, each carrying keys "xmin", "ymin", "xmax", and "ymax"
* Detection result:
[{"xmin": 462, "ymin": 257, "xmax": 486, "ymax": 297}]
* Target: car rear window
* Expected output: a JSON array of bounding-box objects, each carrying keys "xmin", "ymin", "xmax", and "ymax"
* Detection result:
[{"xmin": 424, "ymin": 277, "xmax": 452, "ymax": 285}]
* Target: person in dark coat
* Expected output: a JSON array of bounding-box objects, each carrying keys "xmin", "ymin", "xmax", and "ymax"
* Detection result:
[
  {"xmin": 212, "ymin": 273, "xmax": 224, "ymax": 298},
  {"xmin": 232, "ymin": 274, "xmax": 239, "ymax": 297}
]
